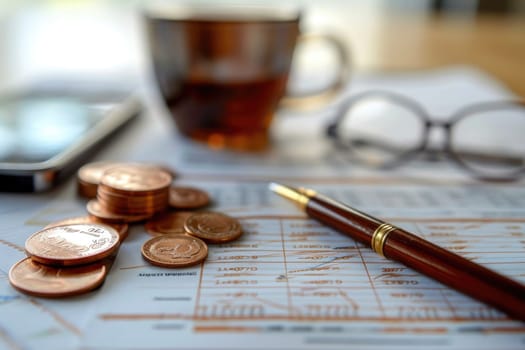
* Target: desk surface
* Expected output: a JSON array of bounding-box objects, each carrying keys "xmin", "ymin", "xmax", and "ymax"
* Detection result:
[
  {"xmin": 1, "ymin": 65, "xmax": 525, "ymax": 350},
  {"xmin": 350, "ymin": 14, "xmax": 525, "ymax": 97},
  {"xmin": 0, "ymin": 7, "xmax": 525, "ymax": 350},
  {"xmin": 1, "ymin": 9, "xmax": 524, "ymax": 97}
]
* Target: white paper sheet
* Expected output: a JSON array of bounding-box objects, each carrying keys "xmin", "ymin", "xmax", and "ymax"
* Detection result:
[{"xmin": 1, "ymin": 67, "xmax": 524, "ymax": 349}]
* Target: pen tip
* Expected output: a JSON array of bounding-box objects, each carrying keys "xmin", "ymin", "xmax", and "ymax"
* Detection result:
[
  {"xmin": 268, "ymin": 182, "xmax": 309, "ymax": 209},
  {"xmin": 268, "ymin": 182, "xmax": 285, "ymax": 193}
]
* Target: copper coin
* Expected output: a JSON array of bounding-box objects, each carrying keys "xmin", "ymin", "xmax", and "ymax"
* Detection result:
[
  {"xmin": 145, "ymin": 212, "xmax": 193, "ymax": 236},
  {"xmin": 25, "ymin": 223, "xmax": 120, "ymax": 266},
  {"xmin": 155, "ymin": 164, "xmax": 178, "ymax": 179},
  {"xmin": 169, "ymin": 186, "xmax": 210, "ymax": 209},
  {"xmin": 9, "ymin": 257, "xmax": 107, "ymax": 298},
  {"xmin": 141, "ymin": 234, "xmax": 208, "ymax": 268},
  {"xmin": 97, "ymin": 198, "xmax": 168, "ymax": 215},
  {"xmin": 100, "ymin": 164, "xmax": 172, "ymax": 194},
  {"xmin": 78, "ymin": 179, "xmax": 98, "ymax": 199},
  {"xmin": 184, "ymin": 212, "xmax": 242, "ymax": 243},
  {"xmin": 77, "ymin": 161, "xmax": 125, "ymax": 198},
  {"xmin": 97, "ymin": 189, "xmax": 169, "ymax": 214},
  {"xmin": 98, "ymin": 186, "xmax": 170, "ymax": 203},
  {"xmin": 78, "ymin": 161, "xmax": 123, "ymax": 185},
  {"xmin": 87, "ymin": 200, "xmax": 151, "ymax": 223},
  {"xmin": 45, "ymin": 216, "xmax": 129, "ymax": 242}
]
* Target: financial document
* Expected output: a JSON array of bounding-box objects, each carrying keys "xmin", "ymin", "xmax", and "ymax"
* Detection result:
[{"xmin": 1, "ymin": 67, "xmax": 524, "ymax": 349}]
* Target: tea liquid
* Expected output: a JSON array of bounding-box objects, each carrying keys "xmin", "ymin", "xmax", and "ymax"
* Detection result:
[{"xmin": 165, "ymin": 75, "xmax": 289, "ymax": 150}]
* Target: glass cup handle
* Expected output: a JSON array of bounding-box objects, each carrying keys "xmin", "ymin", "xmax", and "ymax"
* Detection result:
[{"xmin": 281, "ymin": 33, "xmax": 351, "ymax": 109}]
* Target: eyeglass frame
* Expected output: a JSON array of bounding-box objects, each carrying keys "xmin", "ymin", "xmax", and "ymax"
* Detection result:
[{"xmin": 326, "ymin": 90, "xmax": 525, "ymax": 181}]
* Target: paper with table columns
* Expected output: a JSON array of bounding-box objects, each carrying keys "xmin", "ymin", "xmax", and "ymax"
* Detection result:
[{"xmin": 0, "ymin": 67, "xmax": 524, "ymax": 349}]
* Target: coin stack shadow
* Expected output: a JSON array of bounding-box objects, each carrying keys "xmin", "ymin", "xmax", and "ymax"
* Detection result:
[{"xmin": 8, "ymin": 162, "xmax": 244, "ymax": 298}]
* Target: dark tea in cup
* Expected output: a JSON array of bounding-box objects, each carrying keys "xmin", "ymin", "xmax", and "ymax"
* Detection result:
[{"xmin": 145, "ymin": 5, "xmax": 348, "ymax": 150}]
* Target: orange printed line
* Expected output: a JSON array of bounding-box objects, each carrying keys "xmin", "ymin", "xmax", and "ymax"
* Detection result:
[
  {"xmin": 482, "ymin": 326, "xmax": 525, "ymax": 333},
  {"xmin": 383, "ymin": 327, "xmax": 448, "ymax": 334},
  {"xmin": 28, "ymin": 299, "xmax": 81, "ymax": 336},
  {"xmin": 97, "ymin": 314, "xmax": 515, "ymax": 323},
  {"xmin": 0, "ymin": 239, "xmax": 24, "ymax": 252},
  {"xmin": 193, "ymin": 261, "xmax": 205, "ymax": 322},
  {"xmin": 0, "ymin": 326, "xmax": 22, "ymax": 350},
  {"xmin": 233, "ymin": 215, "xmax": 525, "ymax": 223},
  {"xmin": 236, "ymin": 215, "xmax": 307, "ymax": 220},
  {"xmin": 194, "ymin": 326, "xmax": 260, "ymax": 333},
  {"xmin": 100, "ymin": 314, "xmax": 191, "ymax": 320},
  {"xmin": 384, "ymin": 218, "xmax": 525, "ymax": 223}
]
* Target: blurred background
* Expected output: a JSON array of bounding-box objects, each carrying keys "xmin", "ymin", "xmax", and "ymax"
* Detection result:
[{"xmin": 0, "ymin": 0, "xmax": 524, "ymax": 95}]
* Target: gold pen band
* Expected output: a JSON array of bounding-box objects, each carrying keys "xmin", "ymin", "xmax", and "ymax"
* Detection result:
[{"xmin": 371, "ymin": 223, "xmax": 396, "ymax": 257}]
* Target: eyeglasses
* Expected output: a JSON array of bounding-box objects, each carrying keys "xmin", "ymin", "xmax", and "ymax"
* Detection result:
[{"xmin": 326, "ymin": 91, "xmax": 525, "ymax": 181}]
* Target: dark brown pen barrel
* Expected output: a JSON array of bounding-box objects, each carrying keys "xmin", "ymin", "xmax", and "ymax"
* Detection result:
[
  {"xmin": 305, "ymin": 194, "xmax": 380, "ymax": 246},
  {"xmin": 384, "ymin": 227, "xmax": 525, "ymax": 321},
  {"xmin": 306, "ymin": 196, "xmax": 525, "ymax": 322}
]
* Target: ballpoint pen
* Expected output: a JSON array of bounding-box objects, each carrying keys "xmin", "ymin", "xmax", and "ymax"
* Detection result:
[{"xmin": 269, "ymin": 182, "xmax": 525, "ymax": 322}]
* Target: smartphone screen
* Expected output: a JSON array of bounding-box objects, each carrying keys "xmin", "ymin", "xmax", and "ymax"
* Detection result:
[
  {"xmin": 0, "ymin": 96, "xmax": 103, "ymax": 163},
  {"xmin": 0, "ymin": 86, "xmax": 140, "ymax": 192}
]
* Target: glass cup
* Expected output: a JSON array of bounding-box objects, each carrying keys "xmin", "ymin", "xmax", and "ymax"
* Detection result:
[{"xmin": 144, "ymin": 3, "xmax": 350, "ymax": 150}]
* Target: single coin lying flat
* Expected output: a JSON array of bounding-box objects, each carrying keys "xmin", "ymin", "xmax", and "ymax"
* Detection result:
[
  {"xmin": 141, "ymin": 234, "xmax": 208, "ymax": 268},
  {"xmin": 145, "ymin": 211, "xmax": 194, "ymax": 236},
  {"xmin": 184, "ymin": 211, "xmax": 242, "ymax": 243},
  {"xmin": 169, "ymin": 186, "xmax": 210, "ymax": 209},
  {"xmin": 25, "ymin": 223, "xmax": 120, "ymax": 267},
  {"xmin": 9, "ymin": 257, "xmax": 107, "ymax": 298}
]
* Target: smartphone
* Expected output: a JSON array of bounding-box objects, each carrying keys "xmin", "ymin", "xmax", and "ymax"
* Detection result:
[{"xmin": 0, "ymin": 82, "xmax": 141, "ymax": 192}]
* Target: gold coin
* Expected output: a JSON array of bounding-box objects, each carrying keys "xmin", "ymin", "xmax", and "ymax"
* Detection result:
[
  {"xmin": 25, "ymin": 223, "xmax": 120, "ymax": 266},
  {"xmin": 169, "ymin": 186, "xmax": 210, "ymax": 209},
  {"xmin": 45, "ymin": 216, "xmax": 129, "ymax": 242},
  {"xmin": 184, "ymin": 212, "xmax": 242, "ymax": 243},
  {"xmin": 100, "ymin": 164, "xmax": 172, "ymax": 194},
  {"xmin": 145, "ymin": 212, "xmax": 193, "ymax": 236},
  {"xmin": 9, "ymin": 257, "xmax": 107, "ymax": 298},
  {"xmin": 141, "ymin": 234, "xmax": 208, "ymax": 268},
  {"xmin": 87, "ymin": 200, "xmax": 151, "ymax": 223}
]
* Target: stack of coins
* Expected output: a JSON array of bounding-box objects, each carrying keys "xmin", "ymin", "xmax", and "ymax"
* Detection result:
[
  {"xmin": 9, "ymin": 223, "xmax": 121, "ymax": 298},
  {"xmin": 79, "ymin": 161, "xmax": 244, "ymax": 269},
  {"xmin": 78, "ymin": 161, "xmax": 176, "ymax": 200},
  {"xmin": 77, "ymin": 161, "xmax": 125, "ymax": 198},
  {"xmin": 141, "ymin": 234, "xmax": 209, "ymax": 268},
  {"xmin": 9, "ymin": 161, "xmax": 245, "ymax": 298},
  {"xmin": 89, "ymin": 164, "xmax": 173, "ymax": 220}
]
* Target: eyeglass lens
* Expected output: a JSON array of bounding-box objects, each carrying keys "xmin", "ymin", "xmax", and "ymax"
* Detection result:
[
  {"xmin": 336, "ymin": 97, "xmax": 525, "ymax": 178},
  {"xmin": 336, "ymin": 97, "xmax": 426, "ymax": 166},
  {"xmin": 451, "ymin": 105, "xmax": 525, "ymax": 178}
]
